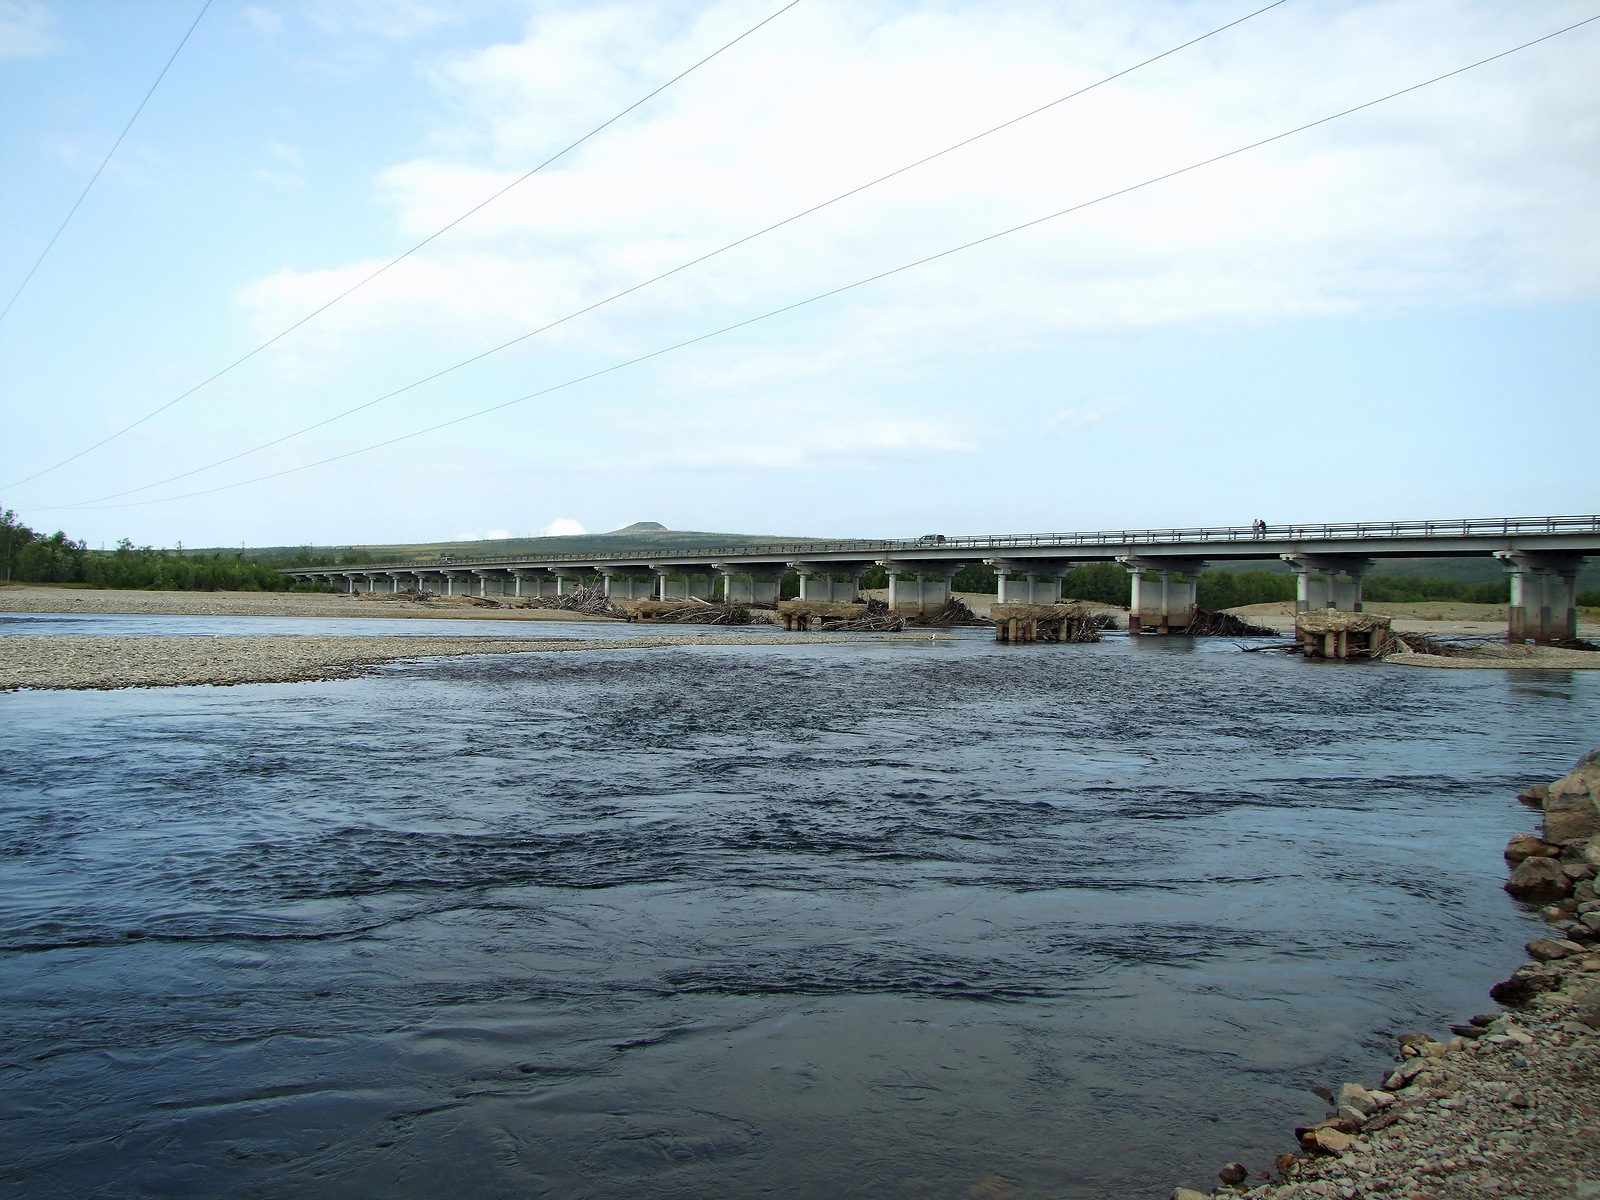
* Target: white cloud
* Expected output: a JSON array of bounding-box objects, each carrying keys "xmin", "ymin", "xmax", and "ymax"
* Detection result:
[
  {"xmin": 243, "ymin": 6, "xmax": 283, "ymax": 37},
  {"xmin": 539, "ymin": 517, "xmax": 586, "ymax": 535},
  {"xmin": 1049, "ymin": 396, "xmax": 1127, "ymax": 431},
  {"xmin": 0, "ymin": 1, "xmax": 56, "ymax": 59},
  {"xmin": 237, "ymin": 0, "xmax": 1600, "ymax": 390}
]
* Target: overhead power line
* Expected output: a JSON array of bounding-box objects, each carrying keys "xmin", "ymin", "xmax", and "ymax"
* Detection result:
[
  {"xmin": 55, "ymin": 0, "xmax": 1292, "ymax": 509},
  {"xmin": 1, "ymin": 0, "xmax": 804, "ymax": 492},
  {"xmin": 55, "ymin": 12, "xmax": 1600, "ymax": 514},
  {"xmin": 0, "ymin": 0, "xmax": 214, "ymax": 326}
]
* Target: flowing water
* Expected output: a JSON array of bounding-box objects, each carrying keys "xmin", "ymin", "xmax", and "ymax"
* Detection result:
[{"xmin": 2, "ymin": 620, "xmax": 1596, "ymax": 1199}]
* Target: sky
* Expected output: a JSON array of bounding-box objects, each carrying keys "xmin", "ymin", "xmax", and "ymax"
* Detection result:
[{"xmin": 0, "ymin": 0, "xmax": 1596, "ymax": 549}]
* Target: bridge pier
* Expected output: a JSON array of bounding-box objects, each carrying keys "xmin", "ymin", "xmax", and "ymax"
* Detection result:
[
  {"xmin": 714, "ymin": 563, "xmax": 782, "ymax": 605},
  {"xmin": 988, "ymin": 558, "xmax": 1070, "ymax": 605},
  {"xmin": 1496, "ymin": 551, "xmax": 1584, "ymax": 643},
  {"xmin": 1283, "ymin": 555, "xmax": 1371, "ymax": 613},
  {"xmin": 879, "ymin": 561, "xmax": 957, "ymax": 614},
  {"xmin": 1119, "ymin": 557, "xmax": 1205, "ymax": 634},
  {"xmin": 790, "ymin": 562, "xmax": 867, "ymax": 604}
]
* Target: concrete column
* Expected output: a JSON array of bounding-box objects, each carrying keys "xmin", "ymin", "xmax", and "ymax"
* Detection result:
[{"xmin": 1127, "ymin": 567, "xmax": 1144, "ymax": 634}]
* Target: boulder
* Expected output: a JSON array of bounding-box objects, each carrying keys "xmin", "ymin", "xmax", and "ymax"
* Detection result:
[
  {"xmin": 1527, "ymin": 936, "xmax": 1586, "ymax": 960},
  {"xmin": 1335, "ymin": 1082, "xmax": 1376, "ymax": 1114},
  {"xmin": 1544, "ymin": 756, "xmax": 1600, "ymax": 841},
  {"xmin": 1520, "ymin": 782, "xmax": 1551, "ymax": 807},
  {"xmin": 1299, "ymin": 1126, "xmax": 1354, "ymax": 1156},
  {"xmin": 1506, "ymin": 832, "xmax": 1560, "ymax": 863},
  {"xmin": 1568, "ymin": 985, "xmax": 1600, "ymax": 1029},
  {"xmin": 1489, "ymin": 964, "xmax": 1563, "ymax": 1003},
  {"xmin": 1384, "ymin": 1059, "xmax": 1428, "ymax": 1089},
  {"xmin": 1218, "ymin": 1162, "xmax": 1249, "ymax": 1186},
  {"xmin": 1506, "ymin": 856, "xmax": 1572, "ymax": 902},
  {"xmin": 1172, "ymin": 1190, "xmax": 1209, "ymax": 1200}
]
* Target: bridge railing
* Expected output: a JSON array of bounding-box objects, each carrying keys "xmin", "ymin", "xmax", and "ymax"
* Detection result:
[{"xmin": 284, "ymin": 514, "xmax": 1600, "ymax": 573}]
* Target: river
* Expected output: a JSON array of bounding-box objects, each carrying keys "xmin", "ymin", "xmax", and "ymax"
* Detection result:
[{"xmin": 1, "ymin": 619, "xmax": 1595, "ymax": 1198}]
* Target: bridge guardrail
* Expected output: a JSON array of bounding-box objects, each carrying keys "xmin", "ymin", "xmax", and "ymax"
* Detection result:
[{"xmin": 284, "ymin": 514, "xmax": 1600, "ymax": 573}]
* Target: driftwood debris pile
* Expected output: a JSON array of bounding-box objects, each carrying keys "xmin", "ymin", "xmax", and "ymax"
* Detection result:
[
  {"xmin": 911, "ymin": 597, "xmax": 990, "ymax": 628},
  {"xmin": 632, "ymin": 599, "xmax": 761, "ymax": 625},
  {"xmin": 820, "ymin": 598, "xmax": 905, "ymax": 632},
  {"xmin": 519, "ymin": 585, "xmax": 626, "ymax": 618},
  {"xmin": 1184, "ymin": 608, "xmax": 1280, "ymax": 637}
]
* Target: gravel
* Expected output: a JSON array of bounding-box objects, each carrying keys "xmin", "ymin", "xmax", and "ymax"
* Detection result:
[
  {"xmin": 0, "ymin": 585, "xmax": 603, "ymax": 622},
  {"xmin": 1385, "ymin": 645, "xmax": 1600, "ymax": 670},
  {"xmin": 0, "ymin": 632, "xmax": 942, "ymax": 691}
]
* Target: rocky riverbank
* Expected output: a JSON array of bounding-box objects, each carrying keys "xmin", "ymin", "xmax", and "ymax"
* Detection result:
[
  {"xmin": 0, "ymin": 632, "xmax": 949, "ymax": 691},
  {"xmin": 1172, "ymin": 750, "xmax": 1600, "ymax": 1200}
]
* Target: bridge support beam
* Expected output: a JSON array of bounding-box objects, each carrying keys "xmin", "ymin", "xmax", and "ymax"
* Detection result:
[
  {"xmin": 1119, "ymin": 557, "xmax": 1206, "ymax": 634},
  {"xmin": 1496, "ymin": 551, "xmax": 1584, "ymax": 644}
]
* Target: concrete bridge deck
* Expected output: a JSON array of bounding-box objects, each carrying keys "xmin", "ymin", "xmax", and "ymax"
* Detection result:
[{"xmin": 286, "ymin": 515, "xmax": 1600, "ymax": 643}]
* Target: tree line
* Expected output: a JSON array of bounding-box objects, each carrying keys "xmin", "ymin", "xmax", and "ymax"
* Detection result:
[{"xmin": 0, "ymin": 510, "xmax": 335, "ymax": 592}]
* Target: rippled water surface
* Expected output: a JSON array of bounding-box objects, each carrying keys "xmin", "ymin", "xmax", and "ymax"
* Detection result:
[{"xmin": 2, "ymin": 625, "xmax": 1597, "ymax": 1199}]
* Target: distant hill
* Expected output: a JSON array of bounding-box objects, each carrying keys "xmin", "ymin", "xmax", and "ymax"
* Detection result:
[{"xmin": 214, "ymin": 527, "xmax": 832, "ymax": 564}]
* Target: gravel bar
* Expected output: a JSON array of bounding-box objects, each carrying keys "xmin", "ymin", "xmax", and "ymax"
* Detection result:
[
  {"xmin": 1386, "ymin": 645, "xmax": 1600, "ymax": 670},
  {"xmin": 0, "ymin": 633, "xmax": 943, "ymax": 691}
]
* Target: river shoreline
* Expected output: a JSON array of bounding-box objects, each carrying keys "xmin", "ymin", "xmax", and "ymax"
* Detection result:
[{"xmin": 1173, "ymin": 751, "xmax": 1600, "ymax": 1200}]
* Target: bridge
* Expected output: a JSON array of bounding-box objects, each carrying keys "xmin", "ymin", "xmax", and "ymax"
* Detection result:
[{"xmin": 286, "ymin": 514, "xmax": 1600, "ymax": 644}]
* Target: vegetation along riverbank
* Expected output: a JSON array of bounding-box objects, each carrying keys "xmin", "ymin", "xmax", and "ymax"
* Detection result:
[{"xmin": 1172, "ymin": 751, "xmax": 1600, "ymax": 1199}]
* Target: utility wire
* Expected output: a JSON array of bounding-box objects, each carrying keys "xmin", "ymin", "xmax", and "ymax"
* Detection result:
[
  {"xmin": 57, "ymin": 0, "xmax": 1291, "ymax": 508},
  {"xmin": 43, "ymin": 12, "xmax": 1600, "ymax": 512},
  {"xmin": 1, "ymin": 0, "xmax": 803, "ymax": 491},
  {"xmin": 0, "ymin": 0, "xmax": 214, "ymax": 326}
]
